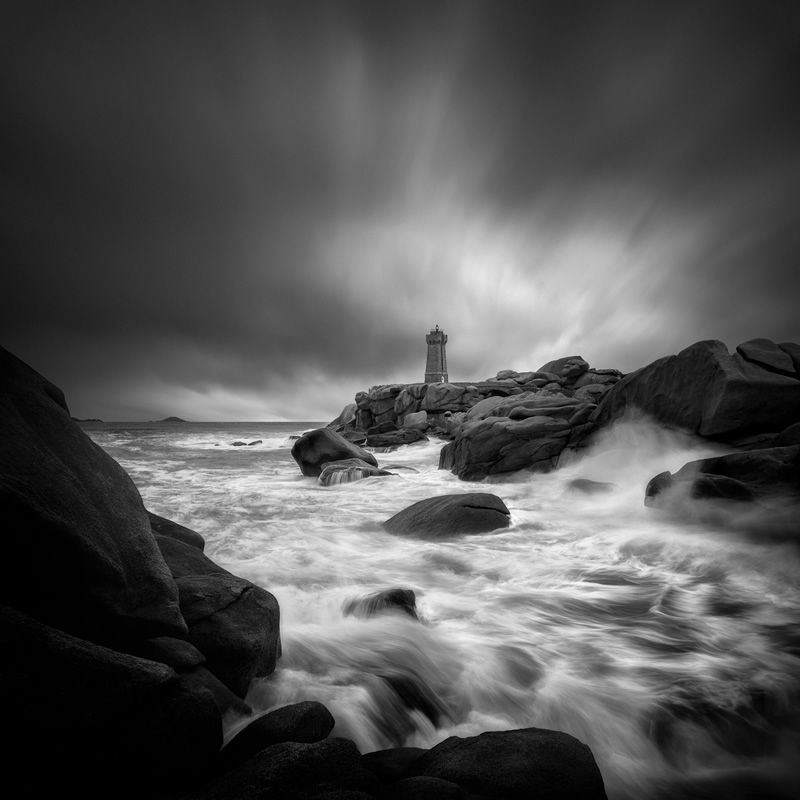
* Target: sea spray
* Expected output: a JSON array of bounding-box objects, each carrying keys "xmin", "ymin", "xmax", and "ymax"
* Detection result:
[{"xmin": 85, "ymin": 418, "xmax": 800, "ymax": 800}]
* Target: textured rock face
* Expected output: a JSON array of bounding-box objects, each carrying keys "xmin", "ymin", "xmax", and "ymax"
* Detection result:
[
  {"xmin": 366, "ymin": 428, "xmax": 428, "ymax": 448},
  {"xmin": 291, "ymin": 427, "xmax": 378, "ymax": 477},
  {"xmin": 176, "ymin": 573, "xmax": 281, "ymax": 698},
  {"xmin": 644, "ymin": 445, "xmax": 800, "ymax": 537},
  {"xmin": 0, "ymin": 345, "xmax": 186, "ymax": 646},
  {"xmin": 409, "ymin": 727, "xmax": 607, "ymax": 799},
  {"xmin": 383, "ymin": 493, "xmax": 511, "ymax": 536},
  {"xmin": 319, "ymin": 458, "xmax": 396, "ymax": 486},
  {"xmin": 442, "ymin": 395, "xmax": 597, "ymax": 481},
  {"xmin": 421, "ymin": 382, "xmax": 482, "ymax": 413},
  {"xmin": 594, "ymin": 339, "xmax": 800, "ymax": 442}
]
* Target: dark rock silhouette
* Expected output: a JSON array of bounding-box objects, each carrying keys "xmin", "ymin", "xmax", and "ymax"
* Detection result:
[
  {"xmin": 0, "ymin": 344, "xmax": 185, "ymax": 645},
  {"xmin": 408, "ymin": 727, "xmax": 607, "ymax": 799}
]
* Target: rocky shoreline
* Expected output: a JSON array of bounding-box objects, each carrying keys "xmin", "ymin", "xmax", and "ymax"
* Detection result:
[{"xmin": 2, "ymin": 337, "xmax": 799, "ymax": 799}]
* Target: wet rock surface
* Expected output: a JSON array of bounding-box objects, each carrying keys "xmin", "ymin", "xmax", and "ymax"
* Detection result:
[{"xmin": 383, "ymin": 493, "xmax": 511, "ymax": 536}]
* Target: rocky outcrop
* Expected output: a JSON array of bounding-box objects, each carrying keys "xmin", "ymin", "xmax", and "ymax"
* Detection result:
[
  {"xmin": 593, "ymin": 339, "xmax": 800, "ymax": 444},
  {"xmin": 384, "ymin": 493, "xmax": 511, "ymax": 536},
  {"xmin": 342, "ymin": 357, "xmax": 622, "ymax": 456},
  {"xmin": 291, "ymin": 427, "xmax": 378, "ymax": 477},
  {"xmin": 440, "ymin": 394, "xmax": 598, "ymax": 481},
  {"xmin": 644, "ymin": 445, "xmax": 800, "ymax": 537}
]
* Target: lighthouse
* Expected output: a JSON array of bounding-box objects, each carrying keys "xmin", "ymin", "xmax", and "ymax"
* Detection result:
[{"xmin": 424, "ymin": 325, "xmax": 448, "ymax": 383}]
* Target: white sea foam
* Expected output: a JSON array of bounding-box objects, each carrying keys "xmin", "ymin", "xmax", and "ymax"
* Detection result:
[{"xmin": 86, "ymin": 419, "xmax": 800, "ymax": 800}]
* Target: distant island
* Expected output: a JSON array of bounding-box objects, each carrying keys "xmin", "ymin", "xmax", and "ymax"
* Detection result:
[
  {"xmin": 71, "ymin": 417, "xmax": 102, "ymax": 422},
  {"xmin": 158, "ymin": 416, "xmax": 187, "ymax": 423}
]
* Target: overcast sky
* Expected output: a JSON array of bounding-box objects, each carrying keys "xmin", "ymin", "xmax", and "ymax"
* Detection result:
[{"xmin": 3, "ymin": 0, "xmax": 799, "ymax": 421}]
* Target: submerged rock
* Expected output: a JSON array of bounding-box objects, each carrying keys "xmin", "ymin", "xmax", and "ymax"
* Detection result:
[
  {"xmin": 384, "ymin": 493, "xmax": 511, "ymax": 536},
  {"xmin": 568, "ymin": 478, "xmax": 616, "ymax": 495},
  {"xmin": 343, "ymin": 587, "xmax": 419, "ymax": 620},
  {"xmin": 319, "ymin": 457, "xmax": 396, "ymax": 486}
]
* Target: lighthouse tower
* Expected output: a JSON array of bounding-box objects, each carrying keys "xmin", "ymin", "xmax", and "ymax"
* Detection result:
[{"xmin": 424, "ymin": 325, "xmax": 448, "ymax": 383}]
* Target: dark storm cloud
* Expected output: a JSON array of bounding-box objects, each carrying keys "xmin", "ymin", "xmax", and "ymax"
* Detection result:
[{"xmin": 2, "ymin": 1, "xmax": 799, "ymax": 419}]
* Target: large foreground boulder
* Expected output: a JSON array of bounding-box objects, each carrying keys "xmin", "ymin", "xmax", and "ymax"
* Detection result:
[
  {"xmin": 4, "ymin": 604, "xmax": 222, "ymax": 796},
  {"xmin": 594, "ymin": 339, "xmax": 800, "ymax": 443},
  {"xmin": 384, "ymin": 493, "xmax": 511, "ymax": 536},
  {"xmin": 176, "ymin": 573, "xmax": 281, "ymax": 698},
  {"xmin": 409, "ymin": 727, "xmax": 607, "ymax": 799},
  {"xmin": 291, "ymin": 427, "xmax": 378, "ymax": 477},
  {"xmin": 0, "ymin": 345, "xmax": 186, "ymax": 646}
]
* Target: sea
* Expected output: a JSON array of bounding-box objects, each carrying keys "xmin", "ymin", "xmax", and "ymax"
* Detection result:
[{"xmin": 81, "ymin": 418, "xmax": 800, "ymax": 800}]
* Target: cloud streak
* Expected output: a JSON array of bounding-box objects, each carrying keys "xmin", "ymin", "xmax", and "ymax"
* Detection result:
[{"xmin": 2, "ymin": 0, "xmax": 799, "ymax": 419}]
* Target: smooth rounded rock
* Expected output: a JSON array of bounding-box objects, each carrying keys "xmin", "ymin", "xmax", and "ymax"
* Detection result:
[{"xmin": 383, "ymin": 493, "xmax": 511, "ymax": 536}]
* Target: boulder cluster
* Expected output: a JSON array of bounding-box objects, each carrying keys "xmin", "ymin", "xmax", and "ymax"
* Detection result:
[
  {"xmin": 330, "ymin": 354, "xmax": 623, "ymax": 480},
  {"xmin": 1, "ymin": 344, "xmax": 607, "ymax": 799},
  {"xmin": 333, "ymin": 337, "xmax": 800, "ymax": 532}
]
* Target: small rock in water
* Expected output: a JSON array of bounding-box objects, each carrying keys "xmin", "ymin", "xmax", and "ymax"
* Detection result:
[
  {"xmin": 567, "ymin": 478, "xmax": 616, "ymax": 495},
  {"xmin": 342, "ymin": 587, "xmax": 419, "ymax": 620},
  {"xmin": 319, "ymin": 458, "xmax": 396, "ymax": 486}
]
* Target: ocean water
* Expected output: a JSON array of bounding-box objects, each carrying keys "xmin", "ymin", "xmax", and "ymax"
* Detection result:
[{"xmin": 83, "ymin": 419, "xmax": 800, "ymax": 799}]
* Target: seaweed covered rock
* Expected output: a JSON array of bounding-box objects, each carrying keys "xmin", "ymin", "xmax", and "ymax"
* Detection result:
[{"xmin": 442, "ymin": 394, "xmax": 597, "ymax": 481}]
